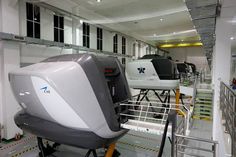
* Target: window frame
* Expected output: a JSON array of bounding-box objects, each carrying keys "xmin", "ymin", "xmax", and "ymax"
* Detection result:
[
  {"xmin": 83, "ymin": 23, "xmax": 90, "ymax": 48},
  {"xmin": 26, "ymin": 2, "xmax": 40, "ymax": 39},
  {"xmin": 97, "ymin": 27, "xmax": 103, "ymax": 51},
  {"xmin": 54, "ymin": 15, "xmax": 64, "ymax": 43},
  {"xmin": 113, "ymin": 34, "xmax": 118, "ymax": 53},
  {"xmin": 122, "ymin": 37, "xmax": 126, "ymax": 64}
]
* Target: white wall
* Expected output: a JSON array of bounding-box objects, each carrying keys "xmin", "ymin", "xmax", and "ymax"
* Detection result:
[
  {"xmin": 212, "ymin": 5, "xmax": 234, "ymax": 156},
  {"xmin": 166, "ymin": 46, "xmax": 209, "ymax": 71},
  {"xmin": 0, "ymin": 0, "xmax": 22, "ymax": 139},
  {"xmin": 18, "ymin": 1, "xmax": 142, "ymax": 64}
]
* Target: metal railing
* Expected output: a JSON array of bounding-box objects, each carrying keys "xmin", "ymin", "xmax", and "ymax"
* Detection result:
[
  {"xmin": 220, "ymin": 81, "xmax": 236, "ymax": 156},
  {"xmin": 119, "ymin": 98, "xmax": 218, "ymax": 157},
  {"xmin": 175, "ymin": 134, "xmax": 218, "ymax": 157},
  {"xmin": 120, "ymin": 100, "xmax": 190, "ymax": 136}
]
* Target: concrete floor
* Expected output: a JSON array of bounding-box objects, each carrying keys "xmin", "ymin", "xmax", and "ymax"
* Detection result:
[
  {"xmin": 183, "ymin": 119, "xmax": 213, "ymax": 157},
  {"xmin": 0, "ymin": 130, "xmax": 164, "ymax": 157},
  {"xmin": 0, "ymin": 120, "xmax": 213, "ymax": 157}
]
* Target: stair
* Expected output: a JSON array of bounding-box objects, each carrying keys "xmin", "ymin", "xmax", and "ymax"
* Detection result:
[{"xmin": 193, "ymin": 88, "xmax": 213, "ymax": 121}]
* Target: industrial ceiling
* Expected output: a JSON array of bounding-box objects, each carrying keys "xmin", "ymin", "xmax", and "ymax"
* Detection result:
[
  {"xmin": 26, "ymin": 0, "xmax": 221, "ymax": 64},
  {"xmin": 41, "ymin": 0, "xmax": 198, "ymax": 44}
]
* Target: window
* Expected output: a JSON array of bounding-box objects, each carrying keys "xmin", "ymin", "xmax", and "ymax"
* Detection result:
[
  {"xmin": 83, "ymin": 23, "xmax": 90, "ymax": 48},
  {"xmin": 122, "ymin": 37, "xmax": 126, "ymax": 64},
  {"xmin": 113, "ymin": 34, "xmax": 118, "ymax": 53},
  {"xmin": 97, "ymin": 28, "xmax": 103, "ymax": 50},
  {"xmin": 54, "ymin": 15, "xmax": 64, "ymax": 43},
  {"xmin": 26, "ymin": 2, "xmax": 40, "ymax": 38},
  {"xmin": 133, "ymin": 43, "xmax": 136, "ymax": 57}
]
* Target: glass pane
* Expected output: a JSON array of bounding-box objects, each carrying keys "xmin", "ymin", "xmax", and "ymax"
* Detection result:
[
  {"xmin": 26, "ymin": 3, "xmax": 33, "ymax": 20},
  {"xmin": 60, "ymin": 29, "xmax": 64, "ymax": 43},
  {"xmin": 34, "ymin": 23, "xmax": 40, "ymax": 39},
  {"xmin": 100, "ymin": 29, "xmax": 103, "ymax": 39},
  {"xmin": 87, "ymin": 36, "xmax": 90, "ymax": 48},
  {"xmin": 54, "ymin": 15, "xmax": 58, "ymax": 28},
  {"xmin": 54, "ymin": 28, "xmax": 58, "ymax": 42},
  {"xmin": 83, "ymin": 36, "xmax": 86, "ymax": 47},
  {"xmin": 97, "ymin": 39, "xmax": 100, "ymax": 50},
  {"xmin": 115, "ymin": 34, "xmax": 118, "ymax": 43},
  {"xmin": 122, "ymin": 37, "xmax": 126, "ymax": 45},
  {"xmin": 122, "ymin": 47, "xmax": 126, "ymax": 54},
  {"xmin": 100, "ymin": 40, "xmax": 102, "ymax": 50},
  {"xmin": 122, "ymin": 58, "xmax": 126, "ymax": 64},
  {"xmin": 34, "ymin": 5, "xmax": 40, "ymax": 22},
  {"xmin": 83, "ymin": 23, "xmax": 86, "ymax": 35},
  {"xmin": 97, "ymin": 28, "xmax": 100, "ymax": 39},
  {"xmin": 113, "ymin": 36, "xmax": 115, "ymax": 43},
  {"xmin": 27, "ymin": 21, "xmax": 33, "ymax": 37},
  {"xmin": 59, "ymin": 16, "xmax": 64, "ymax": 29},
  {"xmin": 87, "ymin": 24, "xmax": 90, "ymax": 36}
]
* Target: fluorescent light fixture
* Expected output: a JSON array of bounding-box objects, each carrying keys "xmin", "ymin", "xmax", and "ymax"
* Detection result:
[
  {"xmin": 230, "ymin": 37, "xmax": 235, "ymax": 40},
  {"xmin": 96, "ymin": 0, "xmax": 101, "ymax": 2},
  {"xmin": 144, "ymin": 29, "xmax": 197, "ymax": 38},
  {"xmin": 160, "ymin": 42, "xmax": 202, "ymax": 48},
  {"xmin": 80, "ymin": 20, "xmax": 84, "ymax": 24},
  {"xmin": 160, "ymin": 18, "xmax": 163, "ymax": 21}
]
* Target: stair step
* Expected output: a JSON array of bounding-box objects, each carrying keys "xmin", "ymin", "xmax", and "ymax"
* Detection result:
[
  {"xmin": 194, "ymin": 105, "xmax": 212, "ymax": 110},
  {"xmin": 192, "ymin": 115, "xmax": 212, "ymax": 121},
  {"xmin": 195, "ymin": 104, "xmax": 212, "ymax": 109},
  {"xmin": 197, "ymin": 90, "xmax": 213, "ymax": 92},
  {"xmin": 194, "ymin": 108, "xmax": 212, "ymax": 113},
  {"xmin": 196, "ymin": 102, "xmax": 212, "ymax": 105},
  {"xmin": 196, "ymin": 98, "xmax": 212, "ymax": 101},
  {"xmin": 195, "ymin": 99, "xmax": 212, "ymax": 103},
  {"xmin": 193, "ymin": 112, "xmax": 212, "ymax": 116},
  {"xmin": 196, "ymin": 95, "xmax": 212, "ymax": 97}
]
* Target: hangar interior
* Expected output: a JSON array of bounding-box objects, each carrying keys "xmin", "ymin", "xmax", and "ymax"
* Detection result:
[{"xmin": 0, "ymin": 0, "xmax": 236, "ymax": 157}]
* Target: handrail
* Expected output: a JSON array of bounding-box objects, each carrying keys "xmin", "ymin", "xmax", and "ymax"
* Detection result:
[
  {"xmin": 221, "ymin": 81, "xmax": 236, "ymax": 96},
  {"xmin": 175, "ymin": 134, "xmax": 218, "ymax": 157},
  {"xmin": 157, "ymin": 118, "xmax": 169, "ymax": 157},
  {"xmin": 157, "ymin": 111, "xmax": 177, "ymax": 157},
  {"xmin": 220, "ymin": 81, "xmax": 236, "ymax": 156},
  {"xmin": 175, "ymin": 134, "xmax": 218, "ymax": 144}
]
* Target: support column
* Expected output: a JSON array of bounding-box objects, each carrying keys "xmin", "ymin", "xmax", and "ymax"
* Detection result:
[
  {"xmin": 212, "ymin": 2, "xmax": 234, "ymax": 155},
  {"xmin": 0, "ymin": 0, "xmax": 22, "ymax": 139}
]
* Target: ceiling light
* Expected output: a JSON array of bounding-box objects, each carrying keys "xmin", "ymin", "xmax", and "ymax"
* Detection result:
[
  {"xmin": 160, "ymin": 18, "xmax": 163, "ymax": 22},
  {"xmin": 96, "ymin": 0, "xmax": 101, "ymax": 2},
  {"xmin": 181, "ymin": 39, "xmax": 184, "ymax": 42},
  {"xmin": 80, "ymin": 20, "xmax": 84, "ymax": 24},
  {"xmin": 173, "ymin": 32, "xmax": 176, "ymax": 34},
  {"xmin": 230, "ymin": 37, "xmax": 235, "ymax": 40},
  {"xmin": 153, "ymin": 34, "xmax": 157, "ymax": 37}
]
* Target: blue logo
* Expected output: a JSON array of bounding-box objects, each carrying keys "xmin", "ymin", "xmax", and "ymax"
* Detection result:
[
  {"xmin": 40, "ymin": 86, "xmax": 50, "ymax": 93},
  {"xmin": 137, "ymin": 67, "xmax": 145, "ymax": 74}
]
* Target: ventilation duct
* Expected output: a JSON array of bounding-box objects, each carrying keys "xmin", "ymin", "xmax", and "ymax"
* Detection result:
[{"xmin": 185, "ymin": 0, "xmax": 221, "ymax": 67}]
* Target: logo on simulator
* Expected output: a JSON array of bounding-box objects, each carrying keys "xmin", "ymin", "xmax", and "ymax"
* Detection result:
[
  {"xmin": 40, "ymin": 86, "xmax": 50, "ymax": 93},
  {"xmin": 137, "ymin": 67, "xmax": 145, "ymax": 74}
]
